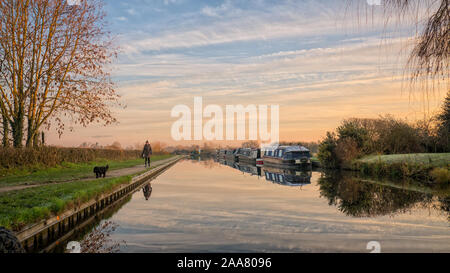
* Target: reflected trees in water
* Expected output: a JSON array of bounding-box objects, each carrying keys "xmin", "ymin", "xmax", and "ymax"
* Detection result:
[{"xmin": 318, "ymin": 171, "xmax": 448, "ymax": 219}]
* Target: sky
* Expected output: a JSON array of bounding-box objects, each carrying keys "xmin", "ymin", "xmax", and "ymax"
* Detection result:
[{"xmin": 48, "ymin": 0, "xmax": 447, "ymax": 148}]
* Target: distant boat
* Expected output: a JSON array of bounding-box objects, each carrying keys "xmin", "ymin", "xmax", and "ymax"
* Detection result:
[
  {"xmin": 263, "ymin": 146, "xmax": 312, "ymax": 168},
  {"xmin": 217, "ymin": 149, "xmax": 227, "ymax": 160},
  {"xmin": 256, "ymin": 158, "xmax": 264, "ymax": 166},
  {"xmin": 224, "ymin": 149, "xmax": 238, "ymax": 162},
  {"xmin": 236, "ymin": 148, "xmax": 261, "ymax": 164}
]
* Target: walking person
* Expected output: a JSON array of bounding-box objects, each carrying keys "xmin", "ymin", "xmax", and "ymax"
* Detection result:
[{"xmin": 142, "ymin": 140, "xmax": 153, "ymax": 168}]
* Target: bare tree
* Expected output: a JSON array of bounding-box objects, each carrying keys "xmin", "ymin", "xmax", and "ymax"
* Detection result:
[{"xmin": 0, "ymin": 0, "xmax": 119, "ymax": 148}]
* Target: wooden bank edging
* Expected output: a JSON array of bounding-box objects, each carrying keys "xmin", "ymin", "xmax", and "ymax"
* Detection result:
[{"xmin": 15, "ymin": 155, "xmax": 184, "ymax": 253}]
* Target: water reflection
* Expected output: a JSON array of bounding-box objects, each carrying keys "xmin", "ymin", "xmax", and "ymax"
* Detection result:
[
  {"xmin": 318, "ymin": 171, "xmax": 449, "ymax": 220},
  {"xmin": 234, "ymin": 163, "xmax": 261, "ymax": 176},
  {"xmin": 213, "ymin": 158, "xmax": 448, "ymax": 219},
  {"xmin": 50, "ymin": 195, "xmax": 133, "ymax": 253},
  {"xmin": 67, "ymin": 159, "xmax": 449, "ymax": 253},
  {"xmin": 219, "ymin": 159, "xmax": 236, "ymax": 168},
  {"xmin": 216, "ymin": 159, "xmax": 312, "ymax": 188},
  {"xmin": 143, "ymin": 183, "xmax": 153, "ymax": 201},
  {"xmin": 263, "ymin": 167, "xmax": 311, "ymax": 187}
]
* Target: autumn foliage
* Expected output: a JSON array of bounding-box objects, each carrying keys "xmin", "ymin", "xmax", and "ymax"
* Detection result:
[{"xmin": 0, "ymin": 0, "xmax": 119, "ymax": 148}]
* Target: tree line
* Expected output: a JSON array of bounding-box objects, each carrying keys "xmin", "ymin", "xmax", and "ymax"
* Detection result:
[{"xmin": 318, "ymin": 92, "xmax": 450, "ymax": 169}]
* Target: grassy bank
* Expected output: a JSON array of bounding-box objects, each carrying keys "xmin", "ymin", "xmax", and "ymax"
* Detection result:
[
  {"xmin": 352, "ymin": 153, "xmax": 450, "ymax": 183},
  {"xmin": 0, "ymin": 154, "xmax": 177, "ymax": 230},
  {"xmin": 0, "ymin": 175, "xmax": 134, "ymax": 231},
  {"xmin": 0, "ymin": 154, "xmax": 173, "ymax": 188}
]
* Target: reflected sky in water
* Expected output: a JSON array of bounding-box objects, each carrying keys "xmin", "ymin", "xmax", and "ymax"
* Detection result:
[{"xmin": 102, "ymin": 160, "xmax": 449, "ymax": 253}]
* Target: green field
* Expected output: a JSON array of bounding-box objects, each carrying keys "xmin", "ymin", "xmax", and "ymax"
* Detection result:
[
  {"xmin": 355, "ymin": 153, "xmax": 450, "ymax": 167},
  {"xmin": 0, "ymin": 154, "xmax": 173, "ymax": 188},
  {"xmin": 353, "ymin": 153, "xmax": 450, "ymax": 182},
  {"xmin": 0, "ymin": 154, "xmax": 176, "ymax": 230},
  {"xmin": 0, "ymin": 175, "xmax": 133, "ymax": 230}
]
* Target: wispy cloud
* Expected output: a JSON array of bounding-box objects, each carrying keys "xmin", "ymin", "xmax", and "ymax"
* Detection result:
[
  {"xmin": 47, "ymin": 0, "xmax": 444, "ymax": 147},
  {"xmin": 116, "ymin": 16, "xmax": 128, "ymax": 22}
]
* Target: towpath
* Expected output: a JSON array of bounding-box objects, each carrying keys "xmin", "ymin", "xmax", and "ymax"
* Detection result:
[{"xmin": 0, "ymin": 156, "xmax": 179, "ymax": 194}]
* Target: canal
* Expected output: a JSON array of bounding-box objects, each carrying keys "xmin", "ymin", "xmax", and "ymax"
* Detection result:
[{"xmin": 58, "ymin": 159, "xmax": 450, "ymax": 253}]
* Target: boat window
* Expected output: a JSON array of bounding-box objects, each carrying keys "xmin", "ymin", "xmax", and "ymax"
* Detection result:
[{"xmin": 284, "ymin": 151, "xmax": 311, "ymax": 159}]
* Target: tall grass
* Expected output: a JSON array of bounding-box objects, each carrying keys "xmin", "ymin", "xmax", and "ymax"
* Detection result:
[{"xmin": 0, "ymin": 147, "xmax": 141, "ymax": 172}]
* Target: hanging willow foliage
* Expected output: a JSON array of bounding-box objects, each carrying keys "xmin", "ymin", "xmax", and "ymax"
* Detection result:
[{"xmin": 349, "ymin": 0, "xmax": 449, "ymax": 90}]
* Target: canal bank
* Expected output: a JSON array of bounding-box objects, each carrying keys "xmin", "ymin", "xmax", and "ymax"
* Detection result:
[
  {"xmin": 14, "ymin": 155, "xmax": 184, "ymax": 253},
  {"xmin": 349, "ymin": 153, "xmax": 450, "ymax": 183}
]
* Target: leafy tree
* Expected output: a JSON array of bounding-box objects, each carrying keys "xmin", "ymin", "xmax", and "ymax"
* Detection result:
[
  {"xmin": 337, "ymin": 119, "xmax": 369, "ymax": 150},
  {"xmin": 436, "ymin": 91, "xmax": 450, "ymax": 150},
  {"xmin": 318, "ymin": 132, "xmax": 341, "ymax": 169},
  {"xmin": 0, "ymin": 0, "xmax": 119, "ymax": 148}
]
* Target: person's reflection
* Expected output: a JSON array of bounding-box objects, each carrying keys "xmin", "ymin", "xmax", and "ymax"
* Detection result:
[{"xmin": 143, "ymin": 183, "xmax": 153, "ymax": 201}]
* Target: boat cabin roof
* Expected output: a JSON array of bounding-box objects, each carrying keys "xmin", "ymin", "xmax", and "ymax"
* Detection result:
[{"xmin": 266, "ymin": 146, "xmax": 310, "ymax": 153}]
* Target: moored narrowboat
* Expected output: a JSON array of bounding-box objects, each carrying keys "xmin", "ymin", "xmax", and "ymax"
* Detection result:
[
  {"xmin": 236, "ymin": 148, "xmax": 261, "ymax": 164},
  {"xmin": 263, "ymin": 146, "xmax": 311, "ymax": 168},
  {"xmin": 224, "ymin": 149, "xmax": 238, "ymax": 162},
  {"xmin": 256, "ymin": 158, "xmax": 264, "ymax": 166},
  {"xmin": 217, "ymin": 149, "xmax": 227, "ymax": 160}
]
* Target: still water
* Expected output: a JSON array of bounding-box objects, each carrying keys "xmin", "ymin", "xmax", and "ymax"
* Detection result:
[{"xmin": 76, "ymin": 159, "xmax": 449, "ymax": 253}]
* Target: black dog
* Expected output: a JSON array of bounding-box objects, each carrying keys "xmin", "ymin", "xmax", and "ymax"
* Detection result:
[{"xmin": 93, "ymin": 165, "xmax": 109, "ymax": 178}]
